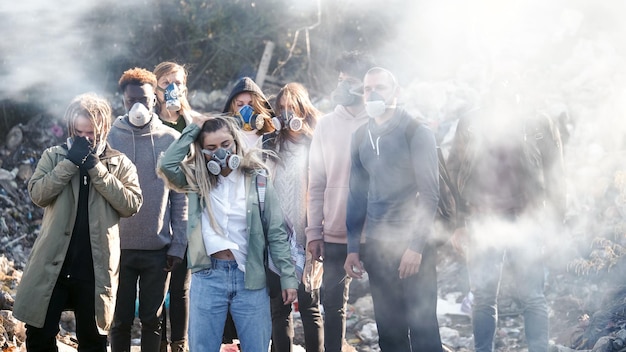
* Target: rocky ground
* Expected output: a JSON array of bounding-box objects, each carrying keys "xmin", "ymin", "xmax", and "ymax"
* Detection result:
[{"xmin": 1, "ymin": 111, "xmax": 626, "ymax": 352}]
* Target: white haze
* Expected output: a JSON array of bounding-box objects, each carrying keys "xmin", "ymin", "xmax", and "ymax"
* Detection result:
[
  {"xmin": 371, "ymin": 0, "xmax": 626, "ymax": 268},
  {"xmin": 1, "ymin": 0, "xmax": 624, "ymax": 268}
]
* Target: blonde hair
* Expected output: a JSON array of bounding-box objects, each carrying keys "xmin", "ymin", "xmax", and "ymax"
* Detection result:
[
  {"xmin": 163, "ymin": 114, "xmax": 269, "ymax": 233},
  {"xmin": 65, "ymin": 93, "xmax": 112, "ymax": 143}
]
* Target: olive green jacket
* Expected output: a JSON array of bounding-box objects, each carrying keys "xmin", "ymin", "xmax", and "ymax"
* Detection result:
[
  {"xmin": 158, "ymin": 123, "xmax": 298, "ymax": 291},
  {"xmin": 13, "ymin": 144, "xmax": 142, "ymax": 333}
]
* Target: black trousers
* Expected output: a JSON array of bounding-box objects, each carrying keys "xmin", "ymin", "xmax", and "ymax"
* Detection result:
[
  {"xmin": 26, "ymin": 276, "xmax": 107, "ymax": 352},
  {"xmin": 362, "ymin": 240, "xmax": 443, "ymax": 352}
]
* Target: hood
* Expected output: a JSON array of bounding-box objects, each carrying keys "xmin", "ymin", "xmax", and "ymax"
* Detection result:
[
  {"xmin": 112, "ymin": 113, "xmax": 163, "ymax": 136},
  {"xmin": 332, "ymin": 104, "xmax": 370, "ymax": 121},
  {"xmin": 222, "ymin": 77, "xmax": 273, "ymax": 113},
  {"xmin": 367, "ymin": 107, "xmax": 412, "ymax": 137}
]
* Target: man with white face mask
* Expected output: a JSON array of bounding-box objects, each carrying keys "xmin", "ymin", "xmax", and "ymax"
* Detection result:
[
  {"xmin": 107, "ymin": 68, "xmax": 188, "ymax": 352},
  {"xmin": 344, "ymin": 67, "xmax": 444, "ymax": 351}
]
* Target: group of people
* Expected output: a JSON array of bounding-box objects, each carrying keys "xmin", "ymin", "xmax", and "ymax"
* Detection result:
[{"xmin": 11, "ymin": 49, "xmax": 565, "ymax": 352}]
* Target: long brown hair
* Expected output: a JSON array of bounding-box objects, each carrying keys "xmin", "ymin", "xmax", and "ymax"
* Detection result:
[{"xmin": 272, "ymin": 82, "xmax": 321, "ymax": 147}]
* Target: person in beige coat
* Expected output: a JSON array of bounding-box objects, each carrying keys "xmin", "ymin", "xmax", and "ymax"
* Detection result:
[{"xmin": 13, "ymin": 93, "xmax": 143, "ymax": 352}]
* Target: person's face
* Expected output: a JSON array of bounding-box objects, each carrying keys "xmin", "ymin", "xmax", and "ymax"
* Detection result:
[
  {"xmin": 338, "ymin": 72, "xmax": 362, "ymax": 89},
  {"xmin": 233, "ymin": 92, "xmax": 253, "ymax": 111},
  {"xmin": 363, "ymin": 71, "xmax": 396, "ymax": 103},
  {"xmin": 156, "ymin": 70, "xmax": 186, "ymax": 103},
  {"xmin": 73, "ymin": 114, "xmax": 96, "ymax": 142},
  {"xmin": 123, "ymin": 83, "xmax": 156, "ymax": 112},
  {"xmin": 201, "ymin": 127, "xmax": 236, "ymax": 158},
  {"xmin": 278, "ymin": 95, "xmax": 291, "ymax": 114}
]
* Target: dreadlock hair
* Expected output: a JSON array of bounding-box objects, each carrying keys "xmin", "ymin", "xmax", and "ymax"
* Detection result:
[
  {"xmin": 153, "ymin": 61, "xmax": 192, "ymax": 115},
  {"xmin": 65, "ymin": 93, "xmax": 112, "ymax": 143},
  {"xmin": 118, "ymin": 67, "xmax": 157, "ymax": 92}
]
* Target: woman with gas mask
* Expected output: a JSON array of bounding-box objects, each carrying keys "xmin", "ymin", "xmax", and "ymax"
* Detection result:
[
  {"xmin": 262, "ymin": 82, "xmax": 324, "ymax": 352},
  {"xmin": 223, "ymin": 77, "xmax": 276, "ymax": 147},
  {"xmin": 158, "ymin": 113, "xmax": 298, "ymax": 352},
  {"xmin": 152, "ymin": 61, "xmax": 198, "ymax": 352},
  {"xmin": 154, "ymin": 61, "xmax": 202, "ymax": 133}
]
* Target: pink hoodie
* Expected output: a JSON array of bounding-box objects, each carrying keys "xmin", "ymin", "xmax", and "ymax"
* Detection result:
[{"xmin": 306, "ymin": 104, "xmax": 369, "ymax": 245}]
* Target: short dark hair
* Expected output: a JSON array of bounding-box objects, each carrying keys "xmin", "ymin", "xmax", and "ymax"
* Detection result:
[{"xmin": 334, "ymin": 51, "xmax": 376, "ymax": 79}]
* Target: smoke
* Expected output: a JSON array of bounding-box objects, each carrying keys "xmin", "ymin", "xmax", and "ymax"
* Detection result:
[
  {"xmin": 0, "ymin": 1, "xmax": 143, "ymax": 115},
  {"xmin": 2, "ymin": 0, "xmax": 624, "ymax": 272},
  {"xmin": 371, "ymin": 0, "xmax": 626, "ymax": 272}
]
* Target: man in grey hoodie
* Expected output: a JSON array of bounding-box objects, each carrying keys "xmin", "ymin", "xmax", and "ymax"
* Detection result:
[{"xmin": 107, "ymin": 67, "xmax": 188, "ymax": 352}]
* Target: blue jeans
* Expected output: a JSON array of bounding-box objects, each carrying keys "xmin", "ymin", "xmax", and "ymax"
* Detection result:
[
  {"xmin": 468, "ymin": 229, "xmax": 548, "ymax": 352},
  {"xmin": 188, "ymin": 257, "xmax": 271, "ymax": 352},
  {"xmin": 321, "ymin": 243, "xmax": 352, "ymax": 352}
]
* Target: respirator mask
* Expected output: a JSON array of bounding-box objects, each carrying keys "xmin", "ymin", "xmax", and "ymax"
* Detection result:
[
  {"xmin": 202, "ymin": 147, "xmax": 241, "ymax": 175},
  {"xmin": 237, "ymin": 105, "xmax": 265, "ymax": 131},
  {"xmin": 271, "ymin": 112, "xmax": 303, "ymax": 132},
  {"xmin": 164, "ymin": 83, "xmax": 183, "ymax": 111},
  {"xmin": 331, "ymin": 80, "xmax": 363, "ymax": 107},
  {"xmin": 364, "ymin": 91, "xmax": 388, "ymax": 118},
  {"xmin": 128, "ymin": 102, "xmax": 152, "ymax": 127}
]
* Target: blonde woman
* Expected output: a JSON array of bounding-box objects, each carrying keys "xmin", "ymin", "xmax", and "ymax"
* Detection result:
[{"xmin": 158, "ymin": 114, "xmax": 297, "ymax": 352}]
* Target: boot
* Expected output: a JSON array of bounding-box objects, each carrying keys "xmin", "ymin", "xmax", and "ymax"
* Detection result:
[
  {"xmin": 160, "ymin": 340, "xmax": 169, "ymax": 352},
  {"xmin": 170, "ymin": 339, "xmax": 187, "ymax": 352}
]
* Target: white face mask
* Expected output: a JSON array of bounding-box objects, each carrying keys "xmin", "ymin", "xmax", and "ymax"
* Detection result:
[
  {"xmin": 128, "ymin": 102, "xmax": 152, "ymax": 127},
  {"xmin": 365, "ymin": 100, "xmax": 387, "ymax": 118}
]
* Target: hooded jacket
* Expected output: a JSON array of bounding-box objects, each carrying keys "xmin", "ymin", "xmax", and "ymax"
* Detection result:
[
  {"xmin": 222, "ymin": 77, "xmax": 272, "ymax": 114},
  {"xmin": 14, "ymin": 144, "xmax": 142, "ymax": 333},
  {"xmin": 107, "ymin": 114, "xmax": 188, "ymax": 259},
  {"xmin": 305, "ymin": 104, "xmax": 369, "ymax": 246},
  {"xmin": 346, "ymin": 108, "xmax": 440, "ymax": 254},
  {"xmin": 223, "ymin": 77, "xmax": 275, "ymax": 145}
]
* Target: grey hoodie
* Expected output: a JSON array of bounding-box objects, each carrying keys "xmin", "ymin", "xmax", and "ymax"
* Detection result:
[{"xmin": 107, "ymin": 114, "xmax": 188, "ymax": 258}]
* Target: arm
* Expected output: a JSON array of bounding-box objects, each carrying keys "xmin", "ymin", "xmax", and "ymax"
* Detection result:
[
  {"xmin": 306, "ymin": 126, "xmax": 327, "ymax": 261},
  {"xmin": 398, "ymin": 125, "xmax": 439, "ymax": 279},
  {"xmin": 346, "ymin": 127, "xmax": 368, "ymax": 255},
  {"xmin": 28, "ymin": 147, "xmax": 79, "ymax": 208},
  {"xmin": 537, "ymin": 114, "xmax": 566, "ymax": 221},
  {"xmin": 166, "ymin": 189, "xmax": 189, "ymax": 261},
  {"xmin": 89, "ymin": 154, "xmax": 143, "ymax": 218},
  {"xmin": 408, "ymin": 125, "xmax": 440, "ymax": 253},
  {"xmin": 445, "ymin": 117, "xmax": 471, "ymax": 229},
  {"xmin": 159, "ymin": 123, "xmax": 200, "ymax": 189},
  {"xmin": 305, "ymin": 125, "xmax": 327, "ymax": 246},
  {"xmin": 264, "ymin": 179, "xmax": 299, "ymax": 291}
]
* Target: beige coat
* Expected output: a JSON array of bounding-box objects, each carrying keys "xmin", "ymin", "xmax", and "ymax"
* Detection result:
[{"xmin": 13, "ymin": 144, "xmax": 142, "ymax": 334}]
